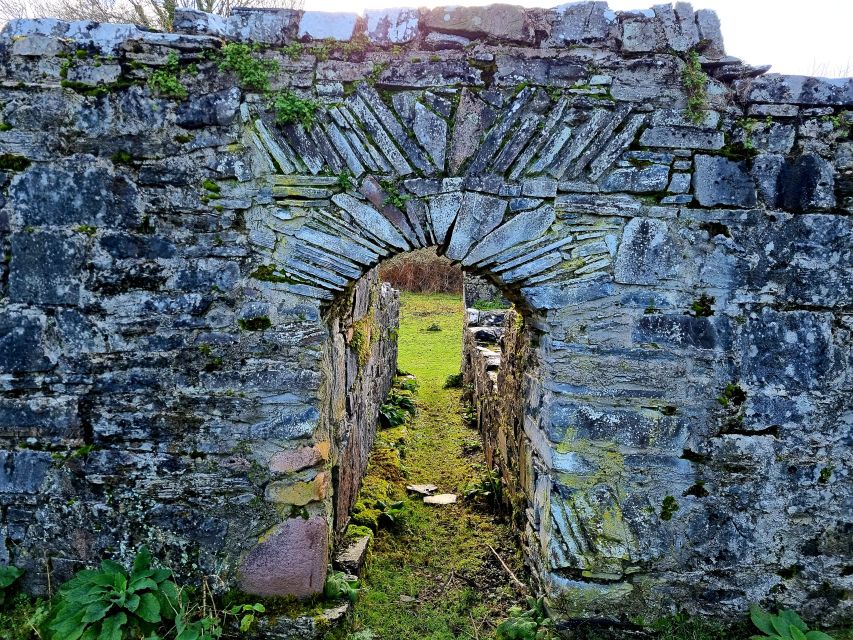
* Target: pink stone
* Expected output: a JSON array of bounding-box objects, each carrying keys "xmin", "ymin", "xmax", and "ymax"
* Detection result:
[
  {"xmin": 238, "ymin": 516, "xmax": 329, "ymax": 598},
  {"xmin": 269, "ymin": 446, "xmax": 323, "ymax": 473}
]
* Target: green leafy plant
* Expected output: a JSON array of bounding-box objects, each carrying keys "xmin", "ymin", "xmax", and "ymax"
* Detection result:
[
  {"xmin": 379, "ymin": 389, "xmax": 416, "ymax": 428},
  {"xmin": 749, "ymin": 605, "xmax": 834, "ymax": 640},
  {"xmin": 426, "ymin": 322, "xmax": 442, "ymax": 332},
  {"xmin": 464, "ymin": 467, "xmax": 503, "ymax": 507},
  {"xmin": 496, "ymin": 597, "xmax": 554, "ymax": 640},
  {"xmin": 148, "ymin": 51, "xmax": 188, "ymax": 100},
  {"xmin": 379, "ymin": 179, "xmax": 410, "ymax": 209},
  {"xmin": 397, "ymin": 377, "xmax": 419, "ymax": 393},
  {"xmin": 379, "ymin": 403, "xmax": 406, "ymax": 428},
  {"xmin": 324, "ymin": 571, "xmax": 359, "ymax": 603},
  {"xmin": 718, "ymin": 382, "xmax": 746, "ymax": 407},
  {"xmin": 0, "ymin": 565, "xmax": 24, "ymax": 606},
  {"xmin": 282, "ymin": 42, "xmax": 303, "ymax": 60},
  {"xmin": 271, "ymin": 90, "xmax": 320, "ymax": 129},
  {"xmin": 375, "ymin": 499, "xmax": 408, "ymax": 528},
  {"xmin": 472, "ymin": 297, "xmax": 506, "ymax": 311},
  {"xmin": 337, "ymin": 169, "xmax": 354, "ymax": 191},
  {"xmin": 218, "ymin": 43, "xmax": 279, "ymax": 92},
  {"xmin": 47, "ymin": 545, "xmax": 180, "ymax": 640}
]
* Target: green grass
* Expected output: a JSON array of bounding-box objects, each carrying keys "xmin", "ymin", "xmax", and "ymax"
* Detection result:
[{"xmin": 344, "ymin": 292, "xmax": 523, "ymax": 640}]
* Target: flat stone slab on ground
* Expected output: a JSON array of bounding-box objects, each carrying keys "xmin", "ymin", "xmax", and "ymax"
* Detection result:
[
  {"xmin": 407, "ymin": 483, "xmax": 438, "ymax": 495},
  {"xmin": 424, "ymin": 493, "xmax": 458, "ymax": 505},
  {"xmin": 334, "ymin": 535, "xmax": 371, "ymax": 575}
]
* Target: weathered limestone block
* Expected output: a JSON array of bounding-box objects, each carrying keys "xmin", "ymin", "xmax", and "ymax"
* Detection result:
[
  {"xmin": 176, "ymin": 88, "xmax": 242, "ymax": 129},
  {"xmin": 298, "ymin": 12, "xmax": 358, "ymax": 41},
  {"xmin": 10, "ymin": 159, "xmax": 140, "ymax": 228},
  {"xmin": 614, "ymin": 218, "xmax": 678, "ymax": 284},
  {"xmin": 736, "ymin": 74, "xmax": 853, "ymax": 106},
  {"xmin": 695, "ymin": 8, "xmax": 725, "ymax": 58},
  {"xmin": 655, "ymin": 2, "xmax": 700, "ymax": 52},
  {"xmin": 0, "ymin": 313, "xmax": 53, "ymax": 373},
  {"xmin": 423, "ymin": 4, "xmax": 536, "ymax": 44},
  {"xmin": 9, "ymin": 231, "xmax": 85, "ymax": 305},
  {"xmin": 620, "ymin": 10, "xmax": 664, "ymax": 53},
  {"xmin": 692, "ymin": 154, "xmax": 756, "ymax": 207},
  {"xmin": 600, "ymin": 165, "xmax": 670, "ymax": 192},
  {"xmin": 0, "ymin": 451, "xmax": 51, "ymax": 493},
  {"xmin": 634, "ymin": 314, "xmax": 718, "ymax": 350},
  {"xmin": 741, "ymin": 309, "xmax": 841, "ymax": 390},
  {"xmin": 365, "ymin": 8, "xmax": 420, "ymax": 44},
  {"xmin": 778, "ymin": 154, "xmax": 836, "ymax": 212},
  {"xmin": 545, "ymin": 2, "xmax": 617, "ymax": 46}
]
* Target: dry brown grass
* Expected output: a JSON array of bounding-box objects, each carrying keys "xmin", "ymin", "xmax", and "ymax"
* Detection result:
[{"xmin": 380, "ymin": 248, "xmax": 463, "ymax": 294}]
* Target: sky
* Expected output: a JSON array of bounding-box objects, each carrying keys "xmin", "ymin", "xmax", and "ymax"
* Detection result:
[{"xmin": 302, "ymin": 0, "xmax": 853, "ymax": 77}]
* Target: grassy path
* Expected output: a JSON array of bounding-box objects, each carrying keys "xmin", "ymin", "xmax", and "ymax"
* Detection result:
[{"xmin": 345, "ymin": 292, "xmax": 523, "ymax": 640}]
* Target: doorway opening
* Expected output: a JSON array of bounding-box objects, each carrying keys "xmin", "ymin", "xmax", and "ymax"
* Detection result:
[{"xmin": 329, "ymin": 248, "xmax": 537, "ymax": 639}]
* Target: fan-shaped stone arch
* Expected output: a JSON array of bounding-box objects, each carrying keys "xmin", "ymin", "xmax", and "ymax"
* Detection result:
[{"xmin": 0, "ymin": 1, "xmax": 850, "ymax": 626}]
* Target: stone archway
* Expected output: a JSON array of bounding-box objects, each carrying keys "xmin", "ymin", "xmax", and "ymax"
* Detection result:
[{"xmin": 0, "ymin": 2, "xmax": 850, "ymax": 625}]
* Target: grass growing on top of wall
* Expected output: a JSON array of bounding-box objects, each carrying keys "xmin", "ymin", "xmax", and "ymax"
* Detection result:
[{"xmin": 341, "ymin": 292, "xmax": 524, "ymax": 640}]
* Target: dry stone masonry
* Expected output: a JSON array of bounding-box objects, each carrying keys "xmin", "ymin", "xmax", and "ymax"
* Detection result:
[{"xmin": 0, "ymin": 0, "xmax": 850, "ymax": 625}]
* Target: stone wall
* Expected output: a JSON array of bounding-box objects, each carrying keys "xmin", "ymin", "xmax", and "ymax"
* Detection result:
[{"xmin": 0, "ymin": 1, "xmax": 850, "ymax": 624}]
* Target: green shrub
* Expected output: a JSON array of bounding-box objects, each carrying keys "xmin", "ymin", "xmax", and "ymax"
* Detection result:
[
  {"xmin": 218, "ymin": 43, "xmax": 279, "ymax": 92},
  {"xmin": 271, "ymin": 90, "xmax": 320, "ymax": 129},
  {"xmin": 750, "ymin": 605, "xmax": 834, "ymax": 640},
  {"xmin": 379, "ymin": 389, "xmax": 416, "ymax": 429},
  {"xmin": 444, "ymin": 373, "xmax": 463, "ymax": 389}
]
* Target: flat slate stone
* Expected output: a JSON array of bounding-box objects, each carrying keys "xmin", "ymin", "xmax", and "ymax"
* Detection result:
[
  {"xmin": 332, "ymin": 193, "xmax": 409, "ymax": 250},
  {"xmin": 449, "ymin": 89, "xmax": 495, "ymax": 175},
  {"xmin": 424, "ymin": 493, "xmax": 457, "ymax": 505},
  {"xmin": 428, "ymin": 191, "xmax": 463, "ymax": 246},
  {"xmin": 414, "ymin": 102, "xmax": 448, "ymax": 170},
  {"xmin": 639, "ymin": 126, "xmax": 724, "ymax": 150},
  {"xmin": 445, "ymin": 192, "xmax": 508, "ymax": 261},
  {"xmin": 600, "ymin": 165, "xmax": 670, "ymax": 193},
  {"xmin": 407, "ymin": 484, "xmax": 438, "ymax": 495},
  {"xmin": 464, "ymin": 204, "xmax": 555, "ymax": 266}
]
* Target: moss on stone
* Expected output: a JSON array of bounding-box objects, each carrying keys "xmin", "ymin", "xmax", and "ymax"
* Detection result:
[
  {"xmin": 0, "ymin": 154, "xmax": 30, "ymax": 171},
  {"xmin": 238, "ymin": 316, "xmax": 272, "ymax": 331},
  {"xmin": 350, "ymin": 315, "xmax": 377, "ymax": 367}
]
